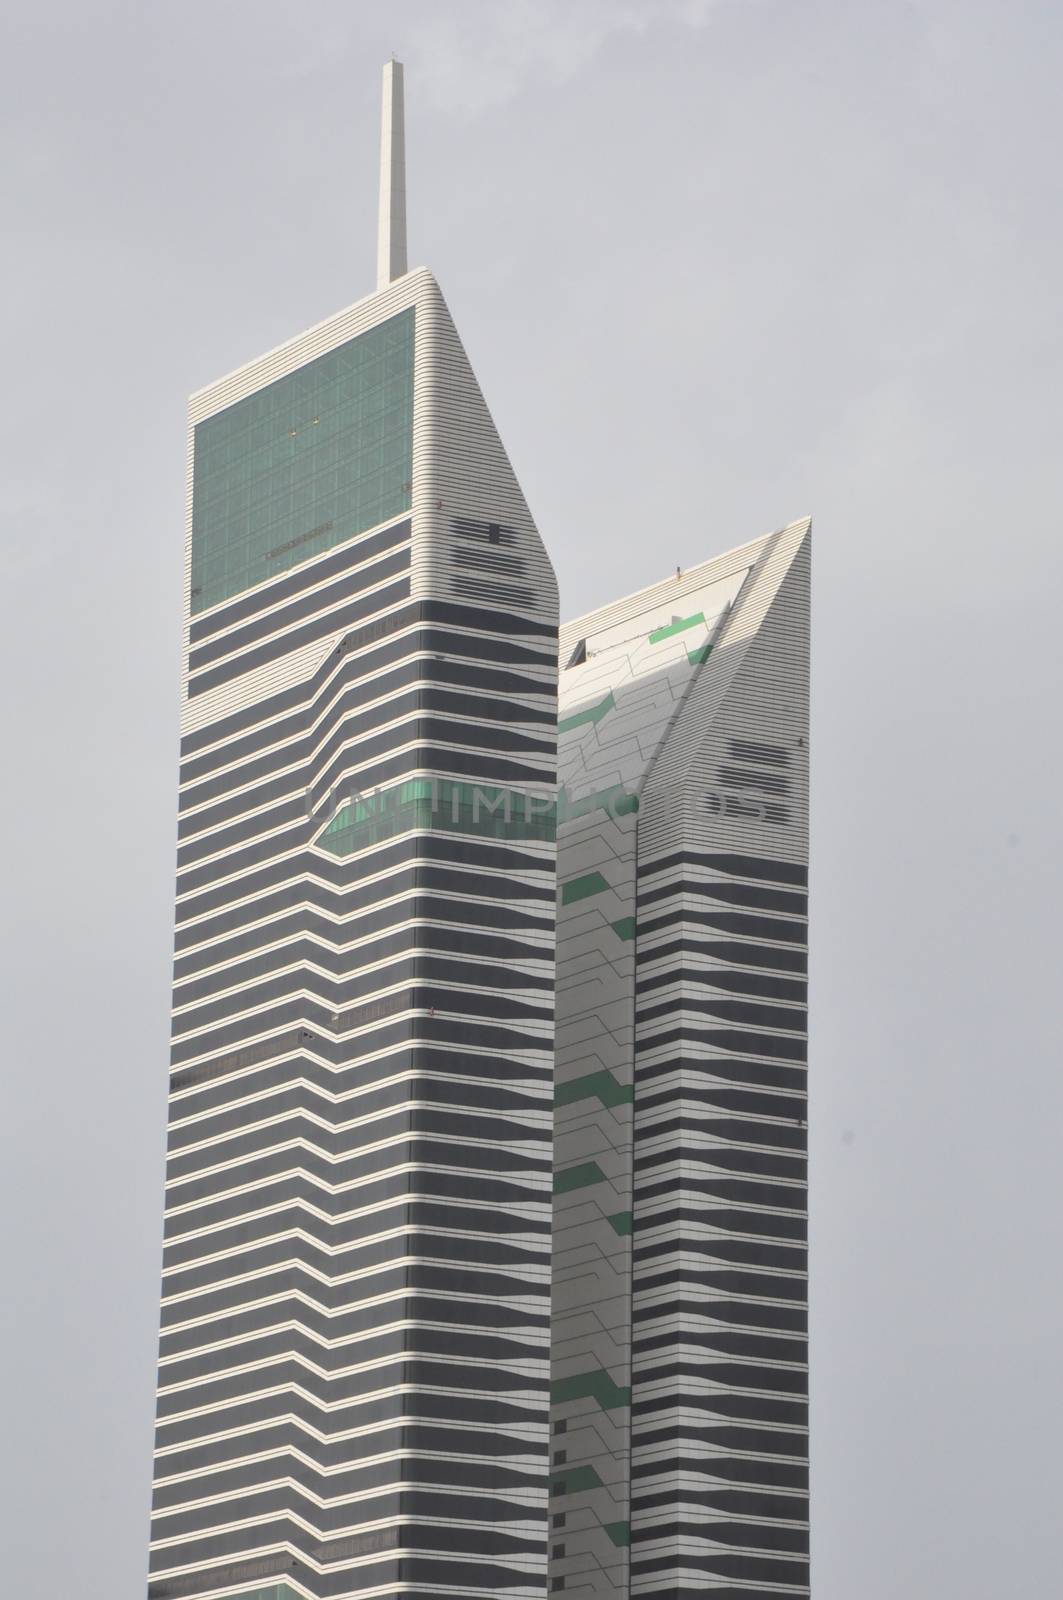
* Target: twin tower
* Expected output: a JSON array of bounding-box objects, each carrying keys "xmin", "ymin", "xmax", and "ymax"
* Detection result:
[{"xmin": 149, "ymin": 62, "xmax": 810, "ymax": 1600}]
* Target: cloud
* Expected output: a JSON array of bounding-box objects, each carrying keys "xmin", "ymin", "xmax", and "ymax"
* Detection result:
[{"xmin": 404, "ymin": 0, "xmax": 727, "ymax": 114}]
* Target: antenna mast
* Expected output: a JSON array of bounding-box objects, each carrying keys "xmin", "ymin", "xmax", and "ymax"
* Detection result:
[{"xmin": 377, "ymin": 60, "xmax": 408, "ymax": 288}]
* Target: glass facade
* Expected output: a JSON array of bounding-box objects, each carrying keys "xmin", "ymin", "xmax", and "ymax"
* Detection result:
[
  {"xmin": 190, "ymin": 309, "xmax": 414, "ymax": 614},
  {"xmin": 317, "ymin": 777, "xmax": 558, "ymax": 857}
]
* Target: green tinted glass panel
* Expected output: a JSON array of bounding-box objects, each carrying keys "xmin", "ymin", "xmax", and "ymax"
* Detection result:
[
  {"xmin": 317, "ymin": 778, "xmax": 556, "ymax": 857},
  {"xmin": 190, "ymin": 308, "xmax": 414, "ymax": 614}
]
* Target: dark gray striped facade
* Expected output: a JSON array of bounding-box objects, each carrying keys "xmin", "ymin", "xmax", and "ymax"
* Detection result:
[{"xmin": 149, "ymin": 271, "xmax": 559, "ymax": 1600}]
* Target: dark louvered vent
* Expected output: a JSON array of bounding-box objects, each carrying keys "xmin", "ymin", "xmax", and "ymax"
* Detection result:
[
  {"xmin": 452, "ymin": 575, "xmax": 535, "ymax": 607},
  {"xmin": 452, "ymin": 546, "xmax": 528, "ymax": 577},
  {"xmin": 720, "ymin": 738, "xmax": 792, "ymax": 823},
  {"xmin": 453, "ymin": 515, "xmax": 518, "ymax": 545},
  {"xmin": 448, "ymin": 515, "xmax": 541, "ymax": 608},
  {"xmin": 719, "ymin": 766, "xmax": 790, "ymax": 796},
  {"xmin": 729, "ymin": 738, "xmax": 791, "ymax": 766},
  {"xmin": 450, "ymin": 516, "xmax": 537, "ymax": 609}
]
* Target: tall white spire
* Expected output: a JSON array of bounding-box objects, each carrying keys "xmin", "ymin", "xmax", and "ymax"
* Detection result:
[{"xmin": 376, "ymin": 59, "xmax": 408, "ymax": 289}]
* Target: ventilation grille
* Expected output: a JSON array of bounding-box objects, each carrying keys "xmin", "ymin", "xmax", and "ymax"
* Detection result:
[
  {"xmin": 718, "ymin": 738, "xmax": 793, "ymax": 824},
  {"xmin": 450, "ymin": 516, "xmax": 535, "ymax": 609}
]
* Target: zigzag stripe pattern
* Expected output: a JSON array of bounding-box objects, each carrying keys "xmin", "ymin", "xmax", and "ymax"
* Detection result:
[{"xmin": 150, "ymin": 271, "xmax": 559, "ymax": 1600}]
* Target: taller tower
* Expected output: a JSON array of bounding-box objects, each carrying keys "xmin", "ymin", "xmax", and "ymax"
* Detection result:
[{"xmin": 149, "ymin": 64, "xmax": 558, "ymax": 1600}]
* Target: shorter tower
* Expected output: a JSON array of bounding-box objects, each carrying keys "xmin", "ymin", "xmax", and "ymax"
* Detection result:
[{"xmin": 550, "ymin": 520, "xmax": 811, "ymax": 1597}]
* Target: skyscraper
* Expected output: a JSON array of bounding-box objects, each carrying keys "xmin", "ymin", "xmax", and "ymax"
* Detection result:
[
  {"xmin": 149, "ymin": 63, "xmax": 559, "ymax": 1600},
  {"xmin": 149, "ymin": 60, "xmax": 812, "ymax": 1600},
  {"xmin": 550, "ymin": 522, "xmax": 810, "ymax": 1597}
]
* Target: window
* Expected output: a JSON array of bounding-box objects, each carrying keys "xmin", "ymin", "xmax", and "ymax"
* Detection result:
[{"xmin": 191, "ymin": 309, "xmax": 415, "ymax": 614}]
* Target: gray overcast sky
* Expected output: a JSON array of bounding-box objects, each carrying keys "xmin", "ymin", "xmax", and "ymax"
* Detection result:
[{"xmin": 2, "ymin": 1, "xmax": 1061, "ymax": 1595}]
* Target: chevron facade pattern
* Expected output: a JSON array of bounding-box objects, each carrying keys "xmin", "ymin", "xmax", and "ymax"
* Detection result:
[
  {"xmin": 549, "ymin": 521, "xmax": 810, "ymax": 1598},
  {"xmin": 148, "ymin": 68, "xmax": 814, "ymax": 1600},
  {"xmin": 149, "ymin": 268, "xmax": 559, "ymax": 1600}
]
